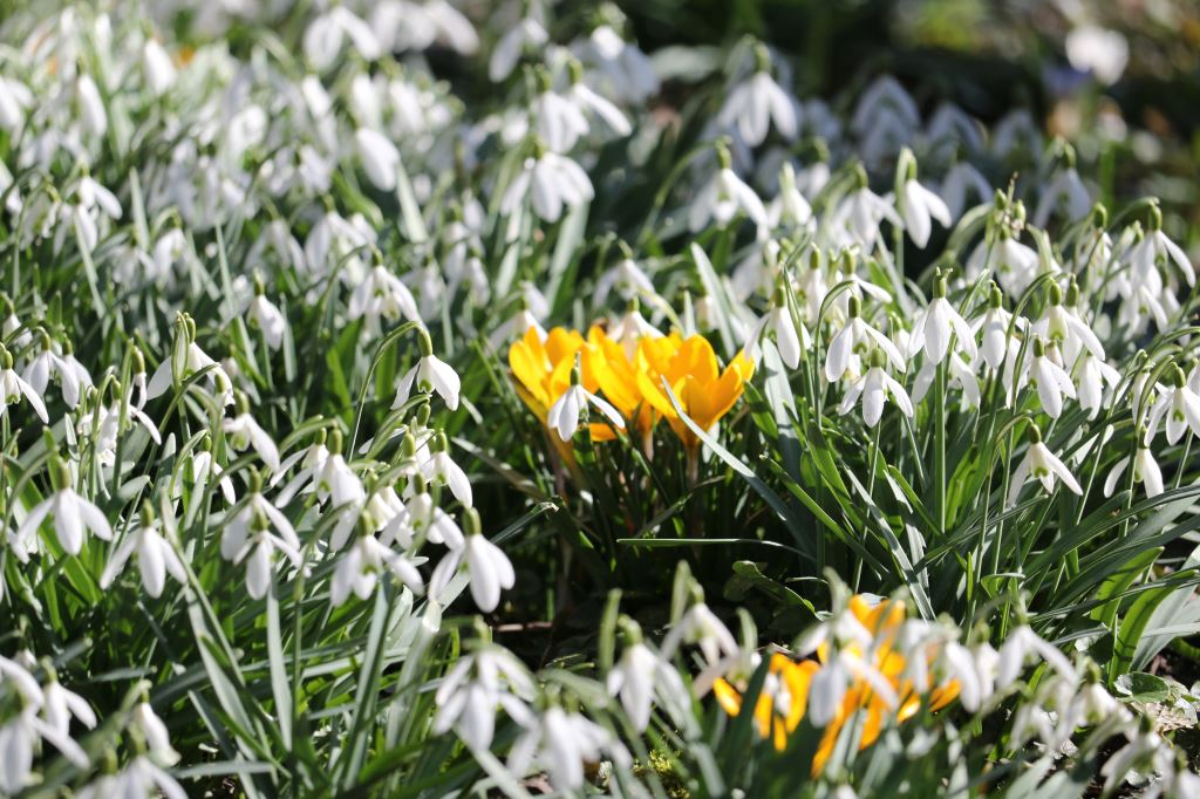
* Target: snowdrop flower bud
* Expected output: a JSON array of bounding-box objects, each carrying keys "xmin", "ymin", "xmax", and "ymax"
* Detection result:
[
  {"xmin": 0, "ymin": 343, "xmax": 48, "ymax": 423},
  {"xmin": 1006, "ymin": 424, "xmax": 1083, "ymax": 507},
  {"xmin": 394, "ymin": 328, "xmax": 461, "ymax": 411},
  {"xmin": 247, "ymin": 274, "xmax": 286, "ymax": 351},
  {"xmin": 896, "ymin": 149, "xmax": 951, "ymax": 249}
]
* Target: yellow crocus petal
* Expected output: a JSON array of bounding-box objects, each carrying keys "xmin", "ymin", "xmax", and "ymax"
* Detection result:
[
  {"xmin": 730, "ymin": 349, "xmax": 756, "ymax": 381},
  {"xmin": 675, "ymin": 335, "xmax": 719, "ymax": 384},
  {"xmin": 713, "ymin": 679, "xmax": 743, "ymax": 717},
  {"xmin": 544, "ymin": 327, "xmax": 584, "ymax": 364},
  {"xmin": 688, "ymin": 366, "xmax": 743, "ymax": 432},
  {"xmin": 635, "ymin": 368, "xmax": 678, "ymax": 420},
  {"xmin": 509, "ymin": 336, "xmax": 551, "ymax": 407},
  {"xmin": 929, "ymin": 680, "xmax": 961, "ymax": 712}
]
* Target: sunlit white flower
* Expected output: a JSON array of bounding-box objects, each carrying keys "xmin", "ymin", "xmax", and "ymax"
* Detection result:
[
  {"xmin": 331, "ymin": 532, "xmax": 423, "ymax": 606},
  {"xmin": 838, "ymin": 350, "xmax": 913, "ymax": 427},
  {"xmin": 489, "ymin": 16, "xmax": 549, "ymax": 82},
  {"xmin": 1066, "ymin": 25, "xmax": 1129, "ymax": 85},
  {"xmin": 897, "ymin": 157, "xmax": 952, "ymax": 249},
  {"xmin": 17, "ymin": 459, "xmax": 111, "ymax": 556},
  {"xmin": 607, "ymin": 623, "xmax": 690, "ymax": 731},
  {"xmin": 908, "ymin": 278, "xmax": 976, "ymax": 365},
  {"xmin": 77, "ymin": 755, "xmax": 187, "ymax": 799},
  {"xmin": 141, "ymin": 38, "xmax": 176, "ymax": 97},
  {"xmin": 0, "ymin": 345, "xmax": 49, "ymax": 423},
  {"xmin": 689, "ymin": 147, "xmax": 768, "ymax": 234},
  {"xmin": 131, "ymin": 701, "xmax": 179, "ymax": 764},
  {"xmin": 100, "ymin": 505, "xmax": 186, "ymax": 599},
  {"xmin": 997, "ymin": 624, "xmax": 1076, "ymax": 689},
  {"xmin": 829, "ymin": 180, "xmax": 902, "ymax": 250},
  {"xmin": 224, "ymin": 400, "xmax": 281, "ymax": 472},
  {"xmin": 434, "ymin": 644, "xmax": 535, "ymax": 751},
  {"xmin": 825, "ymin": 297, "xmax": 906, "ymax": 382},
  {"xmin": 576, "ymin": 25, "xmax": 659, "ymax": 104},
  {"xmin": 355, "ymin": 127, "xmax": 401, "ymax": 191},
  {"xmin": 507, "ymin": 706, "xmax": 630, "ymax": 790},
  {"xmin": 744, "ymin": 298, "xmax": 805, "ymax": 369},
  {"xmin": 938, "ymin": 161, "xmax": 992, "ymax": 222},
  {"xmin": 0, "ymin": 705, "xmax": 89, "ymax": 794},
  {"xmin": 247, "ymin": 291, "xmax": 287, "ymax": 351},
  {"xmin": 1074, "ymin": 351, "xmax": 1120, "ymax": 419},
  {"xmin": 1105, "ymin": 430, "xmax": 1164, "ymax": 499},
  {"xmin": 304, "ymin": 6, "xmax": 381, "ymax": 71},
  {"xmin": 1006, "ymin": 426, "xmax": 1083, "ymax": 507},
  {"xmin": 421, "ymin": 433, "xmax": 472, "ymax": 507},
  {"xmin": 430, "ymin": 513, "xmax": 514, "ymax": 612},
  {"xmin": 1126, "ymin": 216, "xmax": 1195, "ymax": 288},
  {"xmin": 717, "ymin": 45, "xmax": 797, "ymax": 146},
  {"xmin": 547, "ymin": 381, "xmax": 625, "ymax": 442},
  {"xmin": 394, "ymin": 338, "xmax": 461, "ymax": 411},
  {"xmin": 1033, "ymin": 165, "xmax": 1091, "ymax": 228},
  {"xmin": 661, "ymin": 599, "xmax": 739, "ymax": 667},
  {"xmin": 41, "ymin": 676, "xmax": 96, "ymax": 738},
  {"xmin": 1148, "ymin": 366, "xmax": 1200, "ymax": 445}
]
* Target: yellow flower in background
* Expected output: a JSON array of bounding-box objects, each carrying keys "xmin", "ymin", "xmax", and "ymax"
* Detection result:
[
  {"xmin": 585, "ymin": 326, "xmax": 656, "ymax": 435},
  {"xmin": 714, "ymin": 654, "xmax": 817, "ymax": 752},
  {"xmin": 508, "ymin": 326, "xmax": 621, "ymax": 442}
]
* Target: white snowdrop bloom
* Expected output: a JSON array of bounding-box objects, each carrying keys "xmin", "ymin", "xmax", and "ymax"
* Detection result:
[
  {"xmin": 969, "ymin": 235, "xmax": 1041, "ymax": 298},
  {"xmin": 912, "ymin": 350, "xmax": 980, "ymax": 408},
  {"xmin": 501, "ymin": 148, "xmax": 595, "ymax": 224},
  {"xmin": 18, "ymin": 458, "xmax": 111, "ymax": 556},
  {"xmin": 354, "ymin": 127, "xmax": 401, "ymax": 191},
  {"xmin": 331, "ymin": 532, "xmax": 424, "ymax": 607},
  {"xmin": 430, "ymin": 512, "xmax": 514, "ymax": 612},
  {"xmin": 838, "ymin": 350, "xmax": 914, "ymax": 427},
  {"xmin": 100, "ymin": 505, "xmax": 186, "ymax": 599},
  {"xmin": 824, "ymin": 296, "xmax": 906, "ymax": 382},
  {"xmin": 222, "ymin": 492, "xmax": 301, "ymax": 599},
  {"xmin": 145, "ymin": 323, "xmax": 230, "ymax": 402},
  {"xmin": 829, "ymin": 181, "xmax": 902, "ymax": 250},
  {"xmin": 1006, "ymin": 426, "xmax": 1083, "ymax": 507},
  {"xmin": 577, "ymin": 24, "xmax": 659, "ymax": 104},
  {"xmin": 1105, "ymin": 430, "xmax": 1164, "ymax": 499},
  {"xmin": 768, "ymin": 162, "xmax": 813, "ymax": 231},
  {"xmin": 908, "ymin": 277, "xmax": 976, "ymax": 365},
  {"xmin": 1148, "ymin": 366, "xmax": 1200, "ymax": 445},
  {"xmin": 1074, "ymin": 351, "xmax": 1120, "ymax": 419},
  {"xmin": 421, "ymin": 433, "xmax": 472, "ymax": 507},
  {"xmin": 395, "ymin": 486, "xmax": 464, "ymax": 550},
  {"xmin": 972, "ymin": 285, "xmax": 1023, "ymax": 370},
  {"xmin": 141, "ymin": 38, "xmax": 176, "ymax": 97},
  {"xmin": 247, "ymin": 291, "xmax": 286, "ymax": 351},
  {"xmin": 532, "ymin": 84, "xmax": 589, "ymax": 153},
  {"xmin": 717, "ymin": 45, "xmax": 797, "ymax": 146},
  {"xmin": 24, "ymin": 337, "xmax": 85, "ymax": 409},
  {"xmin": 349, "ymin": 265, "xmax": 420, "ymax": 328},
  {"xmin": 131, "ymin": 701, "xmax": 179, "ymax": 764},
  {"xmin": 1066, "ymin": 25, "xmax": 1129, "ymax": 85},
  {"xmin": 507, "ymin": 706, "xmax": 630, "ymax": 791},
  {"xmin": 546, "ymin": 381, "xmax": 625, "ymax": 442},
  {"xmin": 1101, "ymin": 726, "xmax": 1168, "ymax": 797},
  {"xmin": 224, "ymin": 399, "xmax": 281, "ymax": 472},
  {"xmin": 76, "ymin": 755, "xmax": 187, "ymax": 799},
  {"xmin": 996, "ymin": 624, "xmax": 1076, "ymax": 689},
  {"xmin": 688, "ymin": 147, "xmax": 769, "ymax": 234},
  {"xmin": 488, "ymin": 16, "xmax": 548, "ymax": 82},
  {"xmin": 1126, "ymin": 212, "xmax": 1195, "ymax": 288},
  {"xmin": 304, "ymin": 6, "xmax": 381, "ymax": 71},
  {"xmin": 851, "ymin": 75, "xmax": 919, "ymax": 139},
  {"xmin": 488, "ymin": 308, "xmax": 547, "ymax": 351},
  {"xmin": 924, "ymin": 102, "xmax": 984, "ymax": 155},
  {"xmin": 595, "ymin": 256, "xmax": 656, "ymax": 307},
  {"xmin": 607, "ymin": 624, "xmax": 690, "ymax": 732},
  {"xmin": 193, "ymin": 445, "xmax": 236, "ymax": 504},
  {"xmin": 744, "ymin": 298, "xmax": 805, "ymax": 369},
  {"xmin": 938, "ymin": 161, "xmax": 992, "ymax": 222},
  {"xmin": 661, "ymin": 598, "xmax": 739, "ymax": 666},
  {"xmin": 40, "ymin": 676, "xmax": 96, "ymax": 739},
  {"xmin": 0, "ymin": 76, "xmax": 32, "ymax": 131},
  {"xmin": 371, "ymin": 0, "xmax": 479, "ymax": 55},
  {"xmin": 75, "ymin": 73, "xmax": 107, "ymax": 136},
  {"xmin": 1033, "ymin": 281, "xmax": 1104, "ymax": 367},
  {"xmin": 0, "ymin": 346, "xmax": 49, "ymax": 423},
  {"xmin": 566, "ymin": 70, "xmax": 631, "ymax": 141},
  {"xmin": 1033, "ymin": 166, "xmax": 1091, "ymax": 228},
  {"xmin": 434, "ymin": 645, "xmax": 535, "ymax": 752},
  {"xmin": 0, "ymin": 705, "xmax": 89, "ymax": 794},
  {"xmin": 394, "ymin": 337, "xmax": 461, "ymax": 411},
  {"xmin": 896, "ymin": 157, "xmax": 952, "ymax": 249},
  {"xmin": 304, "ymin": 210, "xmax": 374, "ymax": 278},
  {"xmin": 1017, "ymin": 337, "xmax": 1076, "ymax": 419},
  {"xmin": 0, "ymin": 655, "xmax": 42, "ymax": 704}
]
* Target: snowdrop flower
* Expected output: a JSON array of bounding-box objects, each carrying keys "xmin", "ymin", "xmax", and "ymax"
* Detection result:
[
  {"xmin": 972, "ymin": 285, "xmax": 1022, "ymax": 370},
  {"xmin": 1074, "ymin": 351, "xmax": 1120, "ymax": 419},
  {"xmin": 501, "ymin": 143, "xmax": 594, "ymax": 224},
  {"xmin": 0, "ymin": 76, "xmax": 32, "ymax": 132},
  {"xmin": 145, "ymin": 314, "xmax": 230, "ymax": 402},
  {"xmin": 838, "ymin": 349, "xmax": 914, "ymax": 427},
  {"xmin": 223, "ymin": 393, "xmax": 281, "ymax": 472},
  {"xmin": 77, "ymin": 756, "xmax": 187, "ymax": 799},
  {"xmin": 421, "ymin": 432, "xmax": 472, "ymax": 506},
  {"xmin": 1066, "ymin": 25, "xmax": 1129, "ymax": 85},
  {"xmin": 397, "ymin": 482, "xmax": 464, "ymax": 551},
  {"xmin": 355, "ymin": 127, "xmax": 401, "ymax": 191},
  {"xmin": 1105, "ymin": 428, "xmax": 1164, "ymax": 499},
  {"xmin": 1020, "ymin": 337, "xmax": 1077, "ymax": 419},
  {"xmin": 744, "ymin": 291, "xmax": 806, "ymax": 369},
  {"xmin": 304, "ymin": 6, "xmax": 381, "ymax": 71},
  {"xmin": 221, "ymin": 479, "xmax": 301, "ymax": 599},
  {"xmin": 829, "ymin": 172, "xmax": 902, "ymax": 250},
  {"xmin": 896, "ymin": 151, "xmax": 952, "ymax": 249},
  {"xmin": 1125, "ymin": 208, "xmax": 1195, "ymax": 288},
  {"xmin": 372, "ymin": 0, "xmax": 479, "ymax": 54},
  {"xmin": 577, "ymin": 24, "xmax": 658, "ymax": 104},
  {"xmin": 1033, "ymin": 163, "xmax": 1091, "ymax": 228},
  {"xmin": 607, "ymin": 618, "xmax": 690, "ymax": 731},
  {"xmin": 18, "ymin": 456, "xmax": 111, "ymax": 556},
  {"xmin": 908, "ymin": 276, "xmax": 977, "ymax": 365},
  {"xmin": 688, "ymin": 143, "xmax": 768, "ymax": 235},
  {"xmin": 768, "ymin": 162, "xmax": 813, "ymax": 231},
  {"xmin": 825, "ymin": 296, "xmax": 906, "ymax": 382},
  {"xmin": 24, "ymin": 333, "xmax": 87, "ymax": 408},
  {"xmin": 0, "ymin": 344, "xmax": 49, "ymax": 423},
  {"xmin": 433, "ymin": 642, "xmax": 535, "ymax": 752},
  {"xmin": 565, "ymin": 60, "xmax": 631, "ymax": 141},
  {"xmin": 546, "ymin": 366, "xmax": 625, "ymax": 442},
  {"xmin": 131, "ymin": 701, "xmax": 179, "ymax": 764},
  {"xmin": 429, "ymin": 509, "xmax": 514, "ymax": 612},
  {"xmin": 532, "ymin": 82, "xmax": 588, "ymax": 154},
  {"xmin": 394, "ymin": 330, "xmax": 461, "ymax": 411},
  {"xmin": 912, "ymin": 350, "xmax": 980, "ymax": 409},
  {"xmin": 100, "ymin": 503, "xmax": 186, "ymax": 599},
  {"xmin": 247, "ymin": 284, "xmax": 287, "ymax": 351},
  {"xmin": 141, "ymin": 38, "xmax": 176, "ymax": 97},
  {"xmin": 507, "ymin": 706, "xmax": 630, "ymax": 791},
  {"xmin": 661, "ymin": 590, "xmax": 739, "ymax": 667},
  {"xmin": 75, "ymin": 73, "xmax": 107, "ymax": 136},
  {"xmin": 0, "ymin": 705, "xmax": 89, "ymax": 794},
  {"xmin": 331, "ymin": 529, "xmax": 424, "ymax": 607},
  {"xmin": 192, "ymin": 437, "xmax": 236, "ymax": 504},
  {"xmin": 1148, "ymin": 365, "xmax": 1200, "ymax": 445},
  {"xmin": 40, "ymin": 670, "xmax": 96, "ymax": 738},
  {"xmin": 996, "ymin": 624, "xmax": 1076, "ymax": 689},
  {"xmin": 938, "ymin": 161, "xmax": 992, "ymax": 222},
  {"xmin": 606, "ymin": 303, "xmax": 664, "ymax": 360},
  {"xmin": 489, "ymin": 15, "xmax": 548, "ymax": 82},
  {"xmin": 717, "ymin": 43, "xmax": 797, "ymax": 147},
  {"xmin": 349, "ymin": 264, "xmax": 420, "ymax": 328},
  {"xmin": 1033, "ymin": 279, "xmax": 1104, "ymax": 367},
  {"xmin": 1006, "ymin": 425, "xmax": 1083, "ymax": 507},
  {"xmin": 851, "ymin": 75, "xmax": 919, "ymax": 140}
]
